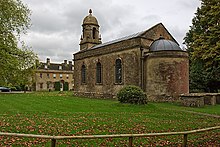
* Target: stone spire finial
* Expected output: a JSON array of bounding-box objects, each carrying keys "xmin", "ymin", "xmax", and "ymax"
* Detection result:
[{"xmin": 89, "ymin": 9, "xmax": 92, "ymax": 14}]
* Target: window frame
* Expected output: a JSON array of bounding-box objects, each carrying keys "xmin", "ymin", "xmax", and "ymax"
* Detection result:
[
  {"xmin": 115, "ymin": 58, "xmax": 123, "ymax": 84},
  {"xmin": 96, "ymin": 62, "xmax": 102, "ymax": 84},
  {"xmin": 92, "ymin": 27, "xmax": 96, "ymax": 39},
  {"xmin": 81, "ymin": 64, "xmax": 86, "ymax": 84}
]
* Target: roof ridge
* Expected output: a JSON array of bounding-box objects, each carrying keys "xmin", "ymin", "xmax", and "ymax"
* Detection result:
[
  {"xmin": 78, "ymin": 22, "xmax": 174, "ymax": 53},
  {"xmin": 91, "ymin": 23, "xmax": 165, "ymax": 50},
  {"xmin": 138, "ymin": 23, "xmax": 163, "ymax": 36},
  {"xmin": 90, "ymin": 31, "xmax": 144, "ymax": 49}
]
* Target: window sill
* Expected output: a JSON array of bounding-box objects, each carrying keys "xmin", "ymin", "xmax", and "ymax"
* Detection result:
[
  {"xmin": 114, "ymin": 82, "xmax": 124, "ymax": 85},
  {"xmin": 95, "ymin": 83, "xmax": 103, "ymax": 85}
]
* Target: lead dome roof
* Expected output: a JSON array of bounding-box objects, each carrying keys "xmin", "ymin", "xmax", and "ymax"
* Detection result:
[
  {"xmin": 150, "ymin": 37, "xmax": 183, "ymax": 51},
  {"xmin": 83, "ymin": 9, "xmax": 99, "ymax": 26}
]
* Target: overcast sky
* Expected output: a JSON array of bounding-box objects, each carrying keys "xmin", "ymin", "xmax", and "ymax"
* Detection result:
[{"xmin": 21, "ymin": 0, "xmax": 201, "ymax": 63}]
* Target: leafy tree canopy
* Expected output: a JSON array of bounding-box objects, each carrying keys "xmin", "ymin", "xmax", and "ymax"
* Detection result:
[
  {"xmin": 184, "ymin": 0, "xmax": 220, "ymax": 92},
  {"xmin": 0, "ymin": 0, "xmax": 38, "ymax": 88}
]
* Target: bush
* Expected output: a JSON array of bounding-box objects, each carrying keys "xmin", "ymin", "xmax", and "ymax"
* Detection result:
[{"xmin": 117, "ymin": 85, "xmax": 147, "ymax": 104}]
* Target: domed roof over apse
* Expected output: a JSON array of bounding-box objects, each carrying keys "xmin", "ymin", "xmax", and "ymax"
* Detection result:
[
  {"xmin": 82, "ymin": 9, "xmax": 99, "ymax": 26},
  {"xmin": 150, "ymin": 36, "xmax": 184, "ymax": 51}
]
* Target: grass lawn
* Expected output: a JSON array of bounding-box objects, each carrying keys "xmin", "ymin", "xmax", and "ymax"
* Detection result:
[{"xmin": 0, "ymin": 92, "xmax": 220, "ymax": 146}]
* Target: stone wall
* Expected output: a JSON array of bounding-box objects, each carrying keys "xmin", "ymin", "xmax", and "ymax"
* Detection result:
[
  {"xmin": 145, "ymin": 51, "xmax": 189, "ymax": 101},
  {"xmin": 74, "ymin": 46, "xmax": 142, "ymax": 98},
  {"xmin": 75, "ymin": 38, "xmax": 141, "ymax": 60},
  {"xmin": 141, "ymin": 23, "xmax": 177, "ymax": 44},
  {"xmin": 180, "ymin": 93, "xmax": 220, "ymax": 107},
  {"xmin": 180, "ymin": 96, "xmax": 204, "ymax": 107},
  {"xmin": 35, "ymin": 70, "xmax": 74, "ymax": 91}
]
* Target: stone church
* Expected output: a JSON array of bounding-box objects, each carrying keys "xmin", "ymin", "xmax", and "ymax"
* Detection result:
[{"xmin": 73, "ymin": 9, "xmax": 189, "ymax": 101}]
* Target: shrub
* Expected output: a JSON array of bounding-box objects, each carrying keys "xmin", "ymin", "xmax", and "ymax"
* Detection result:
[{"xmin": 117, "ymin": 85, "xmax": 147, "ymax": 104}]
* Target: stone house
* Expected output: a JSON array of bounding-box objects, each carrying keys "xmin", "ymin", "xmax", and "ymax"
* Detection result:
[
  {"xmin": 73, "ymin": 9, "xmax": 189, "ymax": 101},
  {"xmin": 34, "ymin": 58, "xmax": 74, "ymax": 91}
]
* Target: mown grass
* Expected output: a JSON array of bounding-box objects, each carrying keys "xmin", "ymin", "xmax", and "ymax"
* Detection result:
[{"xmin": 0, "ymin": 92, "xmax": 220, "ymax": 146}]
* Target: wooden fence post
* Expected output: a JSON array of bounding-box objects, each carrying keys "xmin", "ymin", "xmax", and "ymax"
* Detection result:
[
  {"xmin": 128, "ymin": 136, "xmax": 133, "ymax": 147},
  {"xmin": 183, "ymin": 134, "xmax": 187, "ymax": 147},
  {"xmin": 51, "ymin": 139, "xmax": 56, "ymax": 147}
]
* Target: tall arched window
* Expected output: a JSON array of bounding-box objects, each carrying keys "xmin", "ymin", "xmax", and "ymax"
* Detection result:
[
  {"xmin": 81, "ymin": 64, "xmax": 86, "ymax": 84},
  {"xmin": 93, "ymin": 27, "xmax": 96, "ymax": 39},
  {"xmin": 96, "ymin": 62, "xmax": 102, "ymax": 83},
  {"xmin": 115, "ymin": 59, "xmax": 122, "ymax": 83}
]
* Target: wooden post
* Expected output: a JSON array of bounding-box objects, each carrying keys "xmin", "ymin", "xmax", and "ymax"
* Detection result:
[
  {"xmin": 128, "ymin": 136, "xmax": 133, "ymax": 147},
  {"xmin": 51, "ymin": 139, "xmax": 56, "ymax": 147},
  {"xmin": 183, "ymin": 134, "xmax": 187, "ymax": 147}
]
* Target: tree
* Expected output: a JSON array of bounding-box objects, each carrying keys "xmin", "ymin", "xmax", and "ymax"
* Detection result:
[
  {"xmin": 184, "ymin": 0, "xmax": 220, "ymax": 92},
  {"xmin": 0, "ymin": 0, "xmax": 38, "ymax": 88}
]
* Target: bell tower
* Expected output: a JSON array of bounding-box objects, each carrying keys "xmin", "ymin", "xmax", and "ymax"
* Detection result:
[{"xmin": 80, "ymin": 9, "xmax": 102, "ymax": 50}]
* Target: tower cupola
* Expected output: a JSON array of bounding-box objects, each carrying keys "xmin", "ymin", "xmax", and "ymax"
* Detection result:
[{"xmin": 80, "ymin": 9, "xmax": 102, "ymax": 50}]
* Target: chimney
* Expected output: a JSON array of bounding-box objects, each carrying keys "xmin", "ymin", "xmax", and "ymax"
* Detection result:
[
  {"xmin": 46, "ymin": 58, "xmax": 50, "ymax": 65},
  {"xmin": 69, "ymin": 61, "xmax": 73, "ymax": 70},
  {"xmin": 64, "ymin": 60, "xmax": 67, "ymax": 65}
]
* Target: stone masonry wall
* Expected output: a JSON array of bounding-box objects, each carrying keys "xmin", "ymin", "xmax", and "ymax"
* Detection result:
[
  {"xmin": 145, "ymin": 51, "xmax": 189, "ymax": 101},
  {"xmin": 74, "ymin": 47, "xmax": 141, "ymax": 98},
  {"xmin": 180, "ymin": 93, "xmax": 220, "ymax": 107},
  {"xmin": 35, "ymin": 70, "xmax": 74, "ymax": 91}
]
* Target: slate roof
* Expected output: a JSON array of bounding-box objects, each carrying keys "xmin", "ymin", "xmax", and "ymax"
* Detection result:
[
  {"xmin": 38, "ymin": 63, "xmax": 73, "ymax": 71},
  {"xmin": 91, "ymin": 31, "xmax": 144, "ymax": 49},
  {"xmin": 76, "ymin": 23, "xmax": 179, "ymax": 54}
]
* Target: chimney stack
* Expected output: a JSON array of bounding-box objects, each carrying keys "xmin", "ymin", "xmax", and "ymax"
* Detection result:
[
  {"xmin": 46, "ymin": 58, "xmax": 50, "ymax": 65},
  {"xmin": 69, "ymin": 61, "xmax": 73, "ymax": 70},
  {"xmin": 64, "ymin": 60, "xmax": 67, "ymax": 65}
]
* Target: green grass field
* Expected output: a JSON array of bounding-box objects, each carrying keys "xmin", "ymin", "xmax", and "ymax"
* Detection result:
[{"xmin": 0, "ymin": 92, "xmax": 220, "ymax": 146}]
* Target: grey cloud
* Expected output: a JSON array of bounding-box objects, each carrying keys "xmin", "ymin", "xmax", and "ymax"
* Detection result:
[
  {"xmin": 177, "ymin": 0, "xmax": 200, "ymax": 10},
  {"xmin": 165, "ymin": 25, "xmax": 188, "ymax": 45},
  {"xmin": 62, "ymin": 1, "xmax": 133, "ymax": 43},
  {"xmin": 31, "ymin": 11, "xmax": 67, "ymax": 34},
  {"xmin": 21, "ymin": 0, "xmax": 200, "ymax": 63}
]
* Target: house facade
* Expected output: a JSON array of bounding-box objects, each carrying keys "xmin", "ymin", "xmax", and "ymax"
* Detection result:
[
  {"xmin": 73, "ymin": 10, "xmax": 189, "ymax": 101},
  {"xmin": 34, "ymin": 58, "xmax": 74, "ymax": 91}
]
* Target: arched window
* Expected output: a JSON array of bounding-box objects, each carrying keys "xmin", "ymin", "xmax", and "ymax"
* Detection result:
[
  {"xmin": 115, "ymin": 59, "xmax": 122, "ymax": 83},
  {"xmin": 93, "ymin": 27, "xmax": 96, "ymax": 39},
  {"xmin": 96, "ymin": 62, "xmax": 102, "ymax": 83},
  {"xmin": 81, "ymin": 65, "xmax": 86, "ymax": 84}
]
